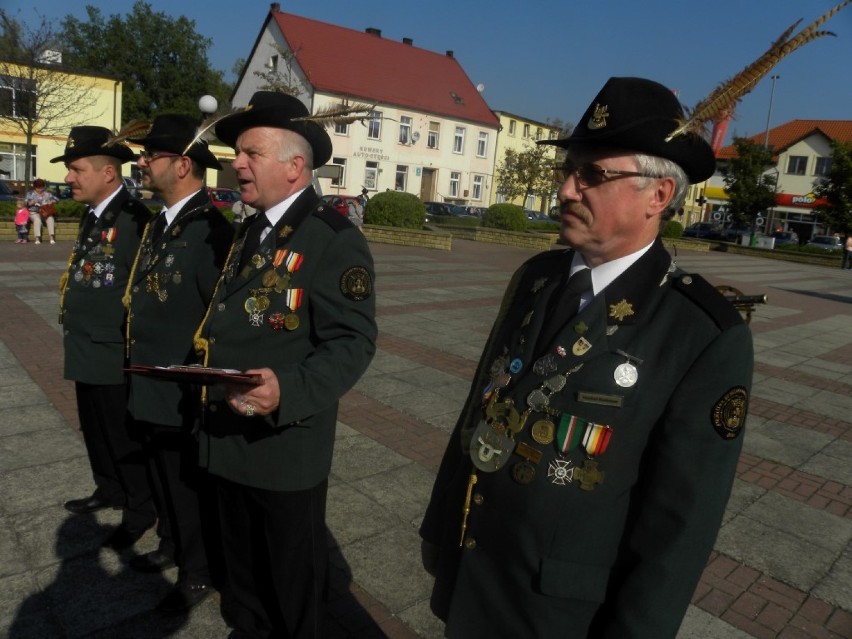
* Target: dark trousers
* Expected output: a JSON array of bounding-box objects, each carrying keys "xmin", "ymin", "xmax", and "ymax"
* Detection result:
[
  {"xmin": 216, "ymin": 476, "xmax": 329, "ymax": 639},
  {"xmin": 141, "ymin": 421, "xmax": 214, "ymax": 585},
  {"xmin": 74, "ymin": 382, "xmax": 155, "ymax": 531}
]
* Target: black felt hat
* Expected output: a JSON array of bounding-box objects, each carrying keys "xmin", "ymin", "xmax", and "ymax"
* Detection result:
[
  {"xmin": 50, "ymin": 126, "xmax": 134, "ymax": 164},
  {"xmin": 128, "ymin": 114, "xmax": 223, "ymax": 170},
  {"xmin": 215, "ymin": 92, "xmax": 332, "ymax": 168},
  {"xmin": 538, "ymin": 77, "xmax": 715, "ymax": 183}
]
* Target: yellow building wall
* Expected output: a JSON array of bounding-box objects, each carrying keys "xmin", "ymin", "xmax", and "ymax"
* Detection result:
[{"xmin": 491, "ymin": 112, "xmax": 558, "ymax": 211}]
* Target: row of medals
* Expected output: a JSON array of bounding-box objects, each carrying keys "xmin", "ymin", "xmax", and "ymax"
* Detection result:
[
  {"xmin": 244, "ymin": 256, "xmax": 299, "ymax": 330},
  {"xmin": 73, "ymin": 250, "xmax": 116, "ymax": 288},
  {"xmin": 143, "ymin": 252, "xmax": 180, "ymax": 302}
]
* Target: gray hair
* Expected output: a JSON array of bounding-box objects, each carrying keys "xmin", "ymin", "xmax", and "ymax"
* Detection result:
[
  {"xmin": 274, "ymin": 128, "xmax": 314, "ymax": 170},
  {"xmin": 632, "ymin": 153, "xmax": 689, "ymax": 221}
]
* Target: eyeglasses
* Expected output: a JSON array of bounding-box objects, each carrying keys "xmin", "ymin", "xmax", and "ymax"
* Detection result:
[
  {"xmin": 552, "ymin": 160, "xmax": 655, "ymax": 188},
  {"xmin": 139, "ymin": 150, "xmax": 179, "ymax": 162}
]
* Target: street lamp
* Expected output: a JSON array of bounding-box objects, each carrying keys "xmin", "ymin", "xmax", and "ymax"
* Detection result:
[
  {"xmin": 198, "ymin": 95, "xmax": 218, "ymax": 116},
  {"xmin": 763, "ymin": 75, "xmax": 780, "ymax": 149}
]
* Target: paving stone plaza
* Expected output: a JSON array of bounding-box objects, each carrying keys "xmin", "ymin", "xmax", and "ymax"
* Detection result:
[{"xmin": 0, "ymin": 238, "xmax": 850, "ymax": 638}]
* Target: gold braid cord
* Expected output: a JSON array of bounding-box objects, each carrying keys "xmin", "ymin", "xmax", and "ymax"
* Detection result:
[
  {"xmin": 667, "ymin": 0, "xmax": 851, "ymax": 141},
  {"xmin": 122, "ymin": 219, "xmax": 156, "ymax": 358},
  {"xmin": 57, "ymin": 249, "xmax": 77, "ymax": 323},
  {"xmin": 192, "ymin": 235, "xmax": 240, "ymax": 406}
]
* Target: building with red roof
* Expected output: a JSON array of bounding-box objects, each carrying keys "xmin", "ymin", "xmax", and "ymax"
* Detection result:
[
  {"xmin": 704, "ymin": 120, "xmax": 852, "ymax": 239},
  {"xmin": 230, "ymin": 3, "xmax": 501, "ymax": 206}
]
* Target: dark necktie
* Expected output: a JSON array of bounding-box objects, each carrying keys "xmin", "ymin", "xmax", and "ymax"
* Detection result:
[
  {"xmin": 151, "ymin": 212, "xmax": 167, "ymax": 242},
  {"xmin": 536, "ymin": 267, "xmax": 592, "ymax": 354},
  {"xmin": 79, "ymin": 210, "xmax": 97, "ymax": 241},
  {"xmin": 239, "ymin": 213, "xmax": 270, "ymax": 270}
]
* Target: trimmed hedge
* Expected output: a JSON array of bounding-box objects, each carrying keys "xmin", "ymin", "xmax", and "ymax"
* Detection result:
[
  {"xmin": 363, "ymin": 191, "xmax": 425, "ymax": 228},
  {"xmin": 482, "ymin": 203, "xmax": 528, "ymax": 232},
  {"xmin": 662, "ymin": 219, "xmax": 684, "ymax": 238}
]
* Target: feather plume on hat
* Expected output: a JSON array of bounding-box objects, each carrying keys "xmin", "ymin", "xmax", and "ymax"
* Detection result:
[
  {"xmin": 291, "ymin": 101, "xmax": 376, "ymax": 127},
  {"xmin": 181, "ymin": 106, "xmax": 251, "ymax": 155},
  {"xmin": 103, "ymin": 120, "xmax": 151, "ymax": 148},
  {"xmin": 667, "ymin": 0, "xmax": 851, "ymax": 142}
]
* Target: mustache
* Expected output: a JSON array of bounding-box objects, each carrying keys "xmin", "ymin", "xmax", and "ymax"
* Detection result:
[{"xmin": 561, "ymin": 202, "xmax": 592, "ymax": 224}]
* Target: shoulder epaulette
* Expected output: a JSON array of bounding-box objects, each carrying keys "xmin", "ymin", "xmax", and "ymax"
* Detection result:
[
  {"xmin": 673, "ymin": 273, "xmax": 744, "ymax": 330},
  {"xmin": 123, "ymin": 197, "xmax": 153, "ymax": 219},
  {"xmin": 313, "ymin": 203, "xmax": 352, "ymax": 233}
]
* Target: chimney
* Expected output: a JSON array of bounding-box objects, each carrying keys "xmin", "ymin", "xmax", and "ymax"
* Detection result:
[
  {"xmin": 402, "ymin": 37, "xmax": 413, "ymax": 45},
  {"xmin": 365, "ymin": 27, "xmax": 382, "ymax": 37},
  {"xmin": 446, "ymin": 50, "xmax": 454, "ymax": 58},
  {"xmin": 270, "ymin": 2, "xmax": 280, "ymax": 12}
]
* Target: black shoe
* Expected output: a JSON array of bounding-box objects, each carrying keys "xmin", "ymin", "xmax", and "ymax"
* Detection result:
[
  {"xmin": 130, "ymin": 549, "xmax": 176, "ymax": 573},
  {"xmin": 155, "ymin": 582, "xmax": 212, "ymax": 612},
  {"xmin": 64, "ymin": 495, "xmax": 121, "ymax": 515},
  {"xmin": 102, "ymin": 525, "xmax": 147, "ymax": 550}
]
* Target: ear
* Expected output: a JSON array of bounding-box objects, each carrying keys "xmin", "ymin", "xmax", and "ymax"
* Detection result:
[
  {"xmin": 646, "ymin": 177, "xmax": 676, "ymax": 218},
  {"xmin": 285, "ymin": 155, "xmax": 306, "ymax": 181}
]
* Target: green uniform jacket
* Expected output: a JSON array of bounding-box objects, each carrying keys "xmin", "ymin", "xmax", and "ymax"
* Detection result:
[
  {"xmin": 420, "ymin": 239, "xmax": 753, "ymax": 638},
  {"xmin": 62, "ymin": 187, "xmax": 150, "ymax": 385},
  {"xmin": 126, "ymin": 191, "xmax": 234, "ymax": 427},
  {"xmin": 199, "ymin": 188, "xmax": 377, "ymax": 491}
]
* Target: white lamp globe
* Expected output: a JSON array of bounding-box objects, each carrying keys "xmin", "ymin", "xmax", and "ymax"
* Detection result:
[{"xmin": 198, "ymin": 95, "xmax": 218, "ymax": 114}]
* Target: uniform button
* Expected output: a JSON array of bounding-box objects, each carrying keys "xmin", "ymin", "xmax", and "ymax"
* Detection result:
[
  {"xmin": 130, "ymin": 338, "xmax": 135, "ymax": 344},
  {"xmin": 473, "ymin": 493, "xmax": 484, "ymax": 506},
  {"xmin": 217, "ymin": 303, "xmax": 225, "ymax": 312},
  {"xmin": 64, "ymin": 330, "xmax": 70, "ymax": 336},
  {"xmin": 209, "ymin": 404, "xmax": 218, "ymax": 413},
  {"xmin": 463, "ymin": 538, "xmax": 477, "ymax": 549},
  {"xmin": 682, "ymin": 275, "xmax": 693, "ymax": 285},
  {"xmin": 132, "ymin": 286, "xmax": 139, "ymax": 293},
  {"xmin": 209, "ymin": 337, "xmax": 216, "ymax": 345}
]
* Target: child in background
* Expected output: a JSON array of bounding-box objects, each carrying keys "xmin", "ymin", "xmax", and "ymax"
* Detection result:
[{"xmin": 14, "ymin": 198, "xmax": 29, "ymax": 243}]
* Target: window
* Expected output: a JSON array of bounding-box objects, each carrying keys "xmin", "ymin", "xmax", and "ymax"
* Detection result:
[
  {"xmin": 427, "ymin": 121, "xmax": 440, "ymax": 149},
  {"xmin": 399, "ymin": 116, "xmax": 412, "ymax": 144},
  {"xmin": 472, "ymin": 175, "xmax": 483, "ymax": 200},
  {"xmin": 0, "ymin": 142, "xmax": 34, "ymax": 180},
  {"xmin": 814, "ymin": 157, "xmax": 833, "ymax": 177},
  {"xmin": 368, "ymin": 111, "xmax": 383, "ymax": 140},
  {"xmin": 786, "ymin": 156, "xmax": 807, "ymax": 175},
  {"xmin": 0, "ymin": 75, "xmax": 36, "ymax": 119},
  {"xmin": 395, "ymin": 164, "xmax": 407, "ymax": 191},
  {"xmin": 535, "ymin": 128, "xmax": 542, "ymax": 141},
  {"xmin": 449, "ymin": 172, "xmax": 460, "ymax": 197},
  {"xmin": 330, "ymin": 157, "xmax": 346, "ymax": 187},
  {"xmin": 477, "ymin": 132, "xmax": 488, "ymax": 158},
  {"xmin": 334, "ymin": 121, "xmax": 349, "ymax": 135},
  {"xmin": 523, "ymin": 124, "xmax": 530, "ymax": 138},
  {"xmin": 453, "ymin": 127, "xmax": 465, "ymax": 154},
  {"xmin": 268, "ymin": 55, "xmax": 279, "ymax": 73},
  {"xmin": 508, "ymin": 120, "xmax": 516, "ymax": 136},
  {"xmin": 364, "ymin": 161, "xmax": 378, "ymax": 190},
  {"xmin": 525, "ymin": 194, "xmax": 535, "ymax": 209},
  {"xmin": 549, "ymin": 130, "xmax": 558, "ymax": 140}
]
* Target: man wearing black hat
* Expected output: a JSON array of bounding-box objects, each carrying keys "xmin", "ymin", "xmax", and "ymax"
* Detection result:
[
  {"xmin": 195, "ymin": 92, "xmax": 377, "ymax": 638},
  {"xmin": 123, "ymin": 114, "xmax": 234, "ymax": 611},
  {"xmin": 420, "ymin": 77, "xmax": 753, "ymax": 638},
  {"xmin": 55, "ymin": 126, "xmax": 157, "ymax": 550}
]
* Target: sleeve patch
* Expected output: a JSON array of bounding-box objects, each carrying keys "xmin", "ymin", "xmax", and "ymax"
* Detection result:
[
  {"xmin": 712, "ymin": 386, "xmax": 748, "ymax": 440},
  {"xmin": 340, "ymin": 266, "xmax": 372, "ymax": 301}
]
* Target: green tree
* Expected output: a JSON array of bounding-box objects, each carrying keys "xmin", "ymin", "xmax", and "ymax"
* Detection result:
[
  {"xmin": 0, "ymin": 10, "xmax": 103, "ymax": 189},
  {"xmin": 813, "ymin": 140, "xmax": 852, "ymax": 233},
  {"xmin": 495, "ymin": 142, "xmax": 554, "ymax": 211},
  {"xmin": 721, "ymin": 138, "xmax": 777, "ymax": 231},
  {"xmin": 60, "ymin": 1, "xmax": 231, "ymax": 123}
]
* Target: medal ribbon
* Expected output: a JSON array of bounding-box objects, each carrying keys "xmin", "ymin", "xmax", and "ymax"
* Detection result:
[
  {"xmin": 556, "ymin": 414, "xmax": 587, "ymax": 454},
  {"xmin": 285, "ymin": 288, "xmax": 303, "ymax": 312},
  {"xmin": 582, "ymin": 423, "xmax": 612, "ymax": 457},
  {"xmin": 101, "ymin": 227, "xmax": 117, "ymax": 243},
  {"xmin": 273, "ymin": 249, "xmax": 304, "ymax": 272}
]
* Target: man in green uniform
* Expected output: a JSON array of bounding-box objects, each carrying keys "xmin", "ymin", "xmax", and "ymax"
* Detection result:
[
  {"xmin": 124, "ymin": 115, "xmax": 234, "ymax": 611},
  {"xmin": 197, "ymin": 92, "xmax": 377, "ymax": 638},
  {"xmin": 420, "ymin": 77, "xmax": 753, "ymax": 638},
  {"xmin": 55, "ymin": 126, "xmax": 156, "ymax": 550}
]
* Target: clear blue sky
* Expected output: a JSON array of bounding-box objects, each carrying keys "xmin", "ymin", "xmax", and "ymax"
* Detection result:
[{"xmin": 5, "ymin": 0, "xmax": 851, "ymax": 146}]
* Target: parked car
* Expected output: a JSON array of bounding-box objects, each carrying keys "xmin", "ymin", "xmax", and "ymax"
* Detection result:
[
  {"xmin": 682, "ymin": 222, "xmax": 723, "ymax": 239},
  {"xmin": 46, "ymin": 181, "xmax": 73, "ymax": 200},
  {"xmin": 723, "ymin": 224, "xmax": 752, "ymax": 242},
  {"xmin": 207, "ymin": 187, "xmax": 242, "ymax": 209},
  {"xmin": 772, "ymin": 231, "xmax": 800, "ymax": 247},
  {"xmin": 526, "ymin": 209, "xmax": 559, "ymax": 226},
  {"xmin": 804, "ymin": 235, "xmax": 842, "ymax": 251},
  {"xmin": 461, "ymin": 205, "xmax": 486, "ymax": 217},
  {"xmin": 122, "ymin": 176, "xmax": 142, "ymax": 198},
  {"xmin": 322, "ymin": 194, "xmax": 362, "ymax": 216},
  {"xmin": 0, "ymin": 180, "xmax": 17, "ymax": 202}
]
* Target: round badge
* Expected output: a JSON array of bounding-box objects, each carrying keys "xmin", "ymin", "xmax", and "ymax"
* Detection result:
[
  {"xmin": 255, "ymin": 295, "xmax": 270, "ymax": 311},
  {"xmin": 531, "ymin": 419, "xmax": 555, "ymax": 445},
  {"xmin": 509, "ymin": 358, "xmax": 523, "ymax": 374},
  {"xmin": 340, "ymin": 266, "xmax": 372, "ymax": 301},
  {"xmin": 613, "ymin": 362, "xmax": 638, "ymax": 387},
  {"xmin": 712, "ymin": 386, "xmax": 748, "ymax": 440},
  {"xmin": 284, "ymin": 313, "xmax": 300, "ymax": 330},
  {"xmin": 244, "ymin": 297, "xmax": 258, "ymax": 313},
  {"xmin": 512, "ymin": 461, "xmax": 536, "ymax": 485},
  {"xmin": 262, "ymin": 270, "xmax": 278, "ymax": 288}
]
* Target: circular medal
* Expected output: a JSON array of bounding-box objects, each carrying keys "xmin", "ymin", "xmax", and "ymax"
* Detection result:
[
  {"xmin": 533, "ymin": 354, "xmax": 558, "ymax": 376},
  {"xmin": 284, "ymin": 313, "xmax": 300, "ymax": 330},
  {"xmin": 509, "ymin": 358, "xmax": 523, "ymax": 374},
  {"xmin": 74, "ymin": 271, "xmax": 84, "ymax": 282},
  {"xmin": 255, "ymin": 295, "xmax": 270, "ymax": 311},
  {"xmin": 244, "ymin": 297, "xmax": 258, "ymax": 313},
  {"xmin": 527, "ymin": 388, "xmax": 549, "ymax": 411},
  {"xmin": 512, "ymin": 461, "xmax": 536, "ymax": 485},
  {"xmin": 92, "ymin": 278, "xmax": 102, "ymax": 289},
  {"xmin": 251, "ymin": 254, "xmax": 266, "ymax": 268},
  {"xmin": 614, "ymin": 362, "xmax": 638, "ymax": 387},
  {"xmin": 531, "ymin": 419, "xmax": 555, "ymax": 445},
  {"xmin": 262, "ymin": 270, "xmax": 278, "ymax": 287}
]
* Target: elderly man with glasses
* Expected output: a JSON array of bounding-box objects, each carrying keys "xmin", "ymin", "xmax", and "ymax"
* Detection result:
[{"xmin": 420, "ymin": 77, "xmax": 753, "ymax": 638}]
